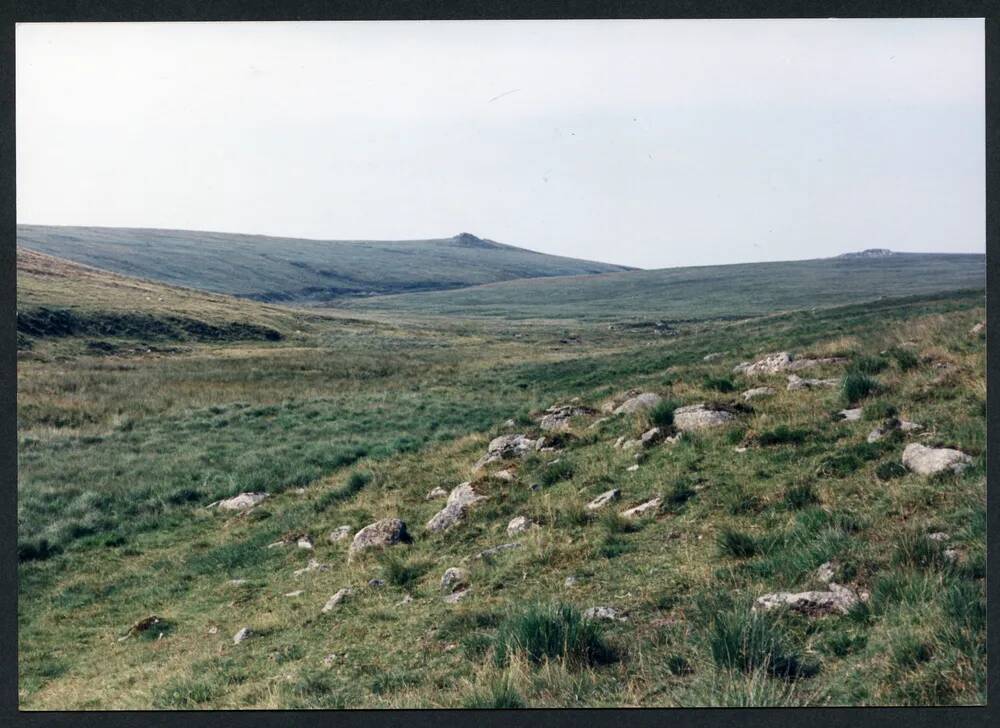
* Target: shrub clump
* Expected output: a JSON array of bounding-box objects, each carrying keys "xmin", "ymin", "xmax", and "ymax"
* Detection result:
[
  {"xmin": 492, "ymin": 603, "xmax": 617, "ymax": 667},
  {"xmin": 649, "ymin": 399, "xmax": 680, "ymax": 428},
  {"xmin": 851, "ymin": 355, "xmax": 888, "ymax": 374},
  {"xmin": 783, "ymin": 483, "xmax": 819, "ymax": 510},
  {"xmin": 842, "ymin": 372, "xmax": 879, "ymax": 404},
  {"xmin": 717, "ymin": 529, "xmax": 760, "ymax": 558},
  {"xmin": 707, "ymin": 609, "xmax": 817, "ymax": 679}
]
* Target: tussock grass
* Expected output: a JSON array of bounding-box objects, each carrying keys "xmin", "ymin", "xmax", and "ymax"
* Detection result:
[{"xmin": 492, "ymin": 603, "xmax": 617, "ymax": 667}]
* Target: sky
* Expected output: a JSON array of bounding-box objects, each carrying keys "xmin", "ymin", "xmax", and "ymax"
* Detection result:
[{"xmin": 16, "ymin": 19, "xmax": 985, "ymax": 269}]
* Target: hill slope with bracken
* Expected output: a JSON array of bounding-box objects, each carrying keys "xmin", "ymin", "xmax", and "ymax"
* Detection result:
[{"xmin": 16, "ymin": 225, "xmax": 634, "ymax": 303}]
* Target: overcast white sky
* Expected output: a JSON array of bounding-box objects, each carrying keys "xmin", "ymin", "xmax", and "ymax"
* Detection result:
[{"xmin": 16, "ymin": 19, "xmax": 984, "ymax": 269}]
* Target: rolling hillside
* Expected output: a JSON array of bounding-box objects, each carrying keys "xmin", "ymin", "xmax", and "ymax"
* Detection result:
[
  {"xmin": 16, "ymin": 225, "xmax": 633, "ymax": 303},
  {"xmin": 342, "ymin": 253, "xmax": 986, "ymax": 323}
]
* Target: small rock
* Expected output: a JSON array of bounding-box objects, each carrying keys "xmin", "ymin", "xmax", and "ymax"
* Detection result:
[
  {"xmin": 427, "ymin": 501, "xmax": 469, "ymax": 533},
  {"xmin": 867, "ymin": 418, "xmax": 922, "ymax": 443},
  {"xmin": 207, "ymin": 626, "xmax": 219, "ymax": 635},
  {"xmin": 474, "ymin": 434, "xmax": 544, "ymax": 469},
  {"xmin": 588, "ymin": 417, "xmax": 610, "ymax": 430},
  {"xmin": 447, "ymin": 482, "xmax": 487, "ymax": 507},
  {"xmin": 703, "ymin": 352, "xmax": 724, "ymax": 361},
  {"xmin": 754, "ymin": 583, "xmax": 860, "ymax": 616},
  {"xmin": 284, "ymin": 590, "xmax": 304, "ymax": 598},
  {"xmin": 502, "ymin": 418, "xmax": 517, "ymax": 428},
  {"xmin": 970, "ymin": 321, "xmax": 985, "ymax": 335},
  {"xmin": 216, "ymin": 492, "xmax": 268, "ymax": 512},
  {"xmin": 322, "ymin": 653, "xmax": 338, "ymax": 666},
  {"xmin": 228, "ymin": 579, "xmax": 247, "ymax": 586},
  {"xmin": 506, "ymin": 516, "xmax": 535, "ymax": 536},
  {"xmin": 349, "ymin": 518, "xmax": 411, "ymax": 556},
  {"xmin": 639, "ymin": 427, "xmax": 664, "ymax": 447},
  {"xmin": 328, "ymin": 525, "xmax": 353, "ymax": 543},
  {"xmin": 425, "ymin": 487, "xmax": 448, "ymax": 500},
  {"xmin": 321, "ymin": 587, "xmax": 354, "ymax": 613},
  {"xmin": 293, "ymin": 558, "xmax": 329, "ymax": 577},
  {"xmin": 493, "ymin": 469, "xmax": 515, "ymax": 483},
  {"xmin": 837, "ymin": 408, "xmax": 863, "ymax": 421},
  {"xmin": 233, "ymin": 627, "xmax": 253, "ymax": 644},
  {"xmin": 926, "ymin": 532, "xmax": 950, "ymax": 542},
  {"xmin": 626, "ymin": 464, "xmax": 640, "ymax": 472},
  {"xmin": 613, "ymin": 392, "xmax": 663, "ymax": 415},
  {"xmin": 586, "ymin": 489, "xmax": 621, "ymax": 511},
  {"xmin": 732, "ymin": 352, "xmax": 792, "ymax": 376},
  {"xmin": 368, "ymin": 578, "xmax": 386, "ymax": 588},
  {"xmin": 441, "ymin": 567, "xmax": 469, "ymax": 593},
  {"xmin": 583, "ymin": 606, "xmax": 626, "ymax": 622},
  {"xmin": 673, "ymin": 404, "xmax": 735, "ymax": 431},
  {"xmin": 944, "ymin": 548, "xmax": 961, "ymax": 563},
  {"xmin": 621, "ymin": 497, "xmax": 662, "ymax": 519},
  {"xmin": 396, "ymin": 594, "xmax": 414, "ymax": 606},
  {"xmin": 734, "ymin": 446, "xmax": 748, "ymax": 453},
  {"xmin": 815, "ymin": 561, "xmax": 836, "ymax": 584},
  {"xmin": 742, "ymin": 387, "xmax": 776, "ymax": 401},
  {"xmin": 297, "ymin": 536, "xmax": 314, "ymax": 550},
  {"xmin": 902, "ymin": 443, "xmax": 973, "ymax": 476},
  {"xmin": 538, "ymin": 404, "xmax": 597, "ymax": 431},
  {"xmin": 475, "ymin": 542, "xmax": 521, "ymax": 560},
  {"xmin": 564, "ymin": 576, "xmax": 580, "ymax": 587}
]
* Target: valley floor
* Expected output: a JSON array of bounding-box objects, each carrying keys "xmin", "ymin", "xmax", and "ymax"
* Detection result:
[{"xmin": 17, "ymin": 289, "xmax": 986, "ymax": 708}]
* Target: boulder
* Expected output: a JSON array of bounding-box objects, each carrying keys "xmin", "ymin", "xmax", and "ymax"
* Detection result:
[
  {"xmin": 293, "ymin": 558, "xmax": 329, "ymax": 577},
  {"xmin": 447, "ymin": 482, "xmax": 487, "ymax": 507},
  {"xmin": 902, "ymin": 443, "xmax": 973, "ymax": 476},
  {"xmin": 506, "ymin": 516, "xmax": 535, "ymax": 536},
  {"xmin": 233, "ymin": 627, "xmax": 253, "ymax": 644},
  {"xmin": 297, "ymin": 536, "xmax": 314, "ymax": 550},
  {"xmin": 787, "ymin": 374, "xmax": 838, "ymax": 391},
  {"xmin": 742, "ymin": 387, "xmax": 776, "ymax": 402},
  {"xmin": 328, "ymin": 525, "xmax": 353, "ymax": 543},
  {"xmin": 538, "ymin": 404, "xmax": 597, "ymax": 431},
  {"xmin": 583, "ymin": 606, "xmax": 626, "ymax": 622},
  {"xmin": 673, "ymin": 404, "xmax": 735, "ymax": 431},
  {"xmin": 474, "ymin": 434, "xmax": 544, "ymax": 470},
  {"xmin": 426, "ymin": 502, "xmax": 468, "ymax": 533},
  {"xmin": 754, "ymin": 582, "xmax": 860, "ymax": 616},
  {"xmin": 586, "ymin": 489, "xmax": 621, "ymax": 511},
  {"xmin": 216, "ymin": 492, "xmax": 268, "ymax": 512},
  {"xmin": 321, "ymin": 587, "xmax": 354, "ymax": 613},
  {"xmin": 493, "ymin": 469, "xmax": 515, "ymax": 483},
  {"xmin": 867, "ymin": 418, "xmax": 921, "ymax": 443},
  {"xmin": 613, "ymin": 392, "xmax": 663, "ymax": 415},
  {"xmin": 349, "ymin": 518, "xmax": 411, "ymax": 556},
  {"xmin": 732, "ymin": 352, "xmax": 792, "ymax": 376},
  {"xmin": 440, "ymin": 567, "xmax": 469, "ymax": 593},
  {"xmin": 621, "ymin": 497, "xmax": 662, "ymax": 519},
  {"xmin": 837, "ymin": 408, "xmax": 863, "ymax": 421}
]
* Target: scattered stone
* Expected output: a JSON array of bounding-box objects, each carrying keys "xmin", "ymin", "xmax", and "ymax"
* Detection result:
[
  {"xmin": 228, "ymin": 579, "xmax": 248, "ymax": 586},
  {"xmin": 787, "ymin": 374, "xmax": 839, "ymax": 391},
  {"xmin": 703, "ymin": 352, "xmax": 724, "ymax": 361},
  {"xmin": 321, "ymin": 588, "xmax": 354, "ymax": 613},
  {"xmin": 754, "ymin": 582, "xmax": 860, "ymax": 616},
  {"xmin": 474, "ymin": 434, "xmax": 544, "ymax": 469},
  {"xmin": 588, "ymin": 417, "xmax": 610, "ymax": 430},
  {"xmin": 732, "ymin": 352, "xmax": 792, "ymax": 376},
  {"xmin": 441, "ymin": 567, "xmax": 469, "ymax": 593},
  {"xmin": 506, "ymin": 516, "xmax": 535, "ymax": 535},
  {"xmin": 447, "ymin": 482, "xmax": 488, "ymax": 507},
  {"xmin": 583, "ymin": 606, "xmax": 626, "ymax": 622},
  {"xmin": 621, "ymin": 497, "xmax": 662, "ymax": 519},
  {"xmin": 538, "ymin": 404, "xmax": 597, "ymax": 431},
  {"xmin": 867, "ymin": 418, "xmax": 922, "ymax": 443},
  {"xmin": 427, "ymin": 502, "xmax": 467, "ymax": 533},
  {"xmin": 444, "ymin": 589, "xmax": 470, "ymax": 604},
  {"xmin": 837, "ymin": 408, "xmax": 863, "ymax": 421},
  {"xmin": 970, "ymin": 321, "xmax": 985, "ymax": 336},
  {"xmin": 493, "ymin": 469, "xmax": 515, "ymax": 483},
  {"xmin": 233, "ymin": 627, "xmax": 253, "ymax": 644},
  {"xmin": 297, "ymin": 536, "xmax": 314, "ymax": 550},
  {"xmin": 396, "ymin": 594, "xmax": 414, "ymax": 606},
  {"xmin": 367, "ymin": 578, "xmax": 385, "ymax": 588},
  {"xmin": 502, "ymin": 418, "xmax": 517, "ymax": 428},
  {"xmin": 673, "ymin": 404, "xmax": 735, "ymax": 431},
  {"xmin": 626, "ymin": 464, "xmax": 640, "ymax": 472},
  {"xmin": 902, "ymin": 443, "xmax": 973, "ymax": 476},
  {"xmin": 586, "ymin": 489, "xmax": 621, "ymax": 511},
  {"xmin": 639, "ymin": 427, "xmax": 664, "ymax": 447},
  {"xmin": 564, "ymin": 576, "xmax": 580, "ymax": 587},
  {"xmin": 216, "ymin": 492, "xmax": 268, "ymax": 512},
  {"xmin": 284, "ymin": 590, "xmax": 304, "ymax": 598},
  {"xmin": 786, "ymin": 356, "xmax": 848, "ymax": 371},
  {"xmin": 207, "ymin": 626, "xmax": 219, "ymax": 635},
  {"xmin": 742, "ymin": 387, "xmax": 776, "ymax": 401},
  {"xmin": 612, "ymin": 392, "xmax": 663, "ymax": 415},
  {"xmin": 926, "ymin": 532, "xmax": 950, "ymax": 542},
  {"xmin": 425, "ymin": 486, "xmax": 448, "ymax": 500},
  {"xmin": 328, "ymin": 525, "xmax": 353, "ymax": 543},
  {"xmin": 293, "ymin": 558, "xmax": 329, "ymax": 577},
  {"xmin": 944, "ymin": 548, "xmax": 961, "ymax": 563},
  {"xmin": 322, "ymin": 653, "xmax": 338, "ymax": 666},
  {"xmin": 349, "ymin": 518, "xmax": 411, "ymax": 556},
  {"xmin": 475, "ymin": 542, "xmax": 522, "ymax": 560}
]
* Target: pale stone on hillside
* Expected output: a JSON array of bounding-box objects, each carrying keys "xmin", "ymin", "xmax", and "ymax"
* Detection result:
[
  {"xmin": 506, "ymin": 516, "xmax": 534, "ymax": 535},
  {"xmin": 586, "ymin": 489, "xmax": 621, "ymax": 511},
  {"xmin": 217, "ymin": 492, "xmax": 268, "ymax": 511},
  {"xmin": 613, "ymin": 392, "xmax": 663, "ymax": 415},
  {"xmin": 754, "ymin": 582, "xmax": 860, "ymax": 616},
  {"xmin": 743, "ymin": 387, "xmax": 776, "ymax": 401},
  {"xmin": 538, "ymin": 404, "xmax": 596, "ymax": 431},
  {"xmin": 621, "ymin": 497, "xmax": 662, "ymax": 519},
  {"xmin": 474, "ymin": 434, "xmax": 544, "ymax": 469},
  {"xmin": 902, "ymin": 443, "xmax": 972, "ymax": 476},
  {"xmin": 328, "ymin": 525, "xmax": 353, "ymax": 543},
  {"xmin": 233, "ymin": 627, "xmax": 253, "ymax": 644},
  {"xmin": 673, "ymin": 404, "xmax": 734, "ymax": 431},
  {"xmin": 584, "ymin": 606, "xmax": 626, "ymax": 622},
  {"xmin": 321, "ymin": 587, "xmax": 354, "ymax": 613},
  {"xmin": 349, "ymin": 518, "xmax": 410, "ymax": 555},
  {"xmin": 787, "ymin": 374, "xmax": 838, "ymax": 391},
  {"xmin": 837, "ymin": 408, "xmax": 863, "ymax": 421},
  {"xmin": 441, "ymin": 567, "xmax": 469, "ymax": 593}
]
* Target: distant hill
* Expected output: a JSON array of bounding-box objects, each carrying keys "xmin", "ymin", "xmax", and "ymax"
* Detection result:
[
  {"xmin": 16, "ymin": 225, "xmax": 634, "ymax": 303},
  {"xmin": 838, "ymin": 249, "xmax": 896, "ymax": 259},
  {"xmin": 342, "ymin": 252, "xmax": 985, "ymax": 322}
]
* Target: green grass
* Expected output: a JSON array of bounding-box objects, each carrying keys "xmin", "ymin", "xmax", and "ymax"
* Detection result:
[{"xmin": 16, "ymin": 251, "xmax": 986, "ymax": 709}]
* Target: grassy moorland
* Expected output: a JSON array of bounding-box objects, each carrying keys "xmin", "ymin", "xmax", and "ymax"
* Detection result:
[
  {"xmin": 17, "ymin": 249, "xmax": 985, "ymax": 709},
  {"xmin": 16, "ymin": 226, "xmax": 632, "ymax": 302}
]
